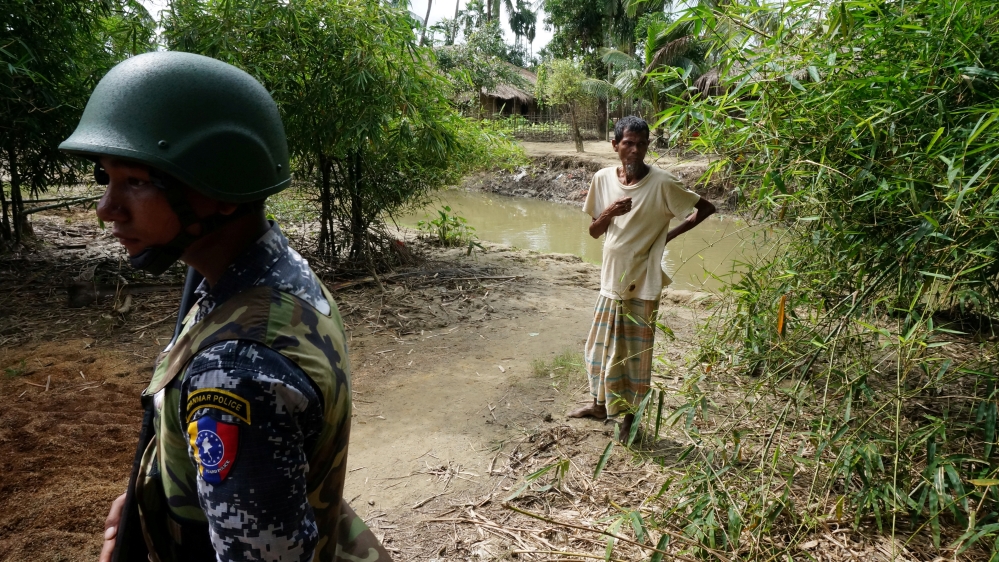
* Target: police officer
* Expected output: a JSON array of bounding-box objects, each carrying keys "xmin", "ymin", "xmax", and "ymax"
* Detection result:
[{"xmin": 60, "ymin": 51, "xmax": 391, "ymax": 562}]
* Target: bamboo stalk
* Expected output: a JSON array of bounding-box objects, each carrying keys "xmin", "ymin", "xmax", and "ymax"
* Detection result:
[{"xmin": 22, "ymin": 195, "xmax": 102, "ymax": 215}]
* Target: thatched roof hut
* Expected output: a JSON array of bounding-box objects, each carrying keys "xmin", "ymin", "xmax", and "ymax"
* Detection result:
[{"xmin": 480, "ymin": 65, "xmax": 538, "ymax": 117}]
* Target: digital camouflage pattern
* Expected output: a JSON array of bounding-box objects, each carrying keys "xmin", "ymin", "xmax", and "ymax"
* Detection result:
[
  {"xmin": 182, "ymin": 341, "xmax": 321, "ymax": 557},
  {"xmin": 136, "ymin": 224, "xmax": 390, "ymax": 562}
]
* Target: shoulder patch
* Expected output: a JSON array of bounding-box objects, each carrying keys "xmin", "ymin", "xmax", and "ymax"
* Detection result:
[
  {"xmin": 188, "ymin": 417, "xmax": 239, "ymax": 484},
  {"xmin": 187, "ymin": 388, "xmax": 252, "ymax": 424}
]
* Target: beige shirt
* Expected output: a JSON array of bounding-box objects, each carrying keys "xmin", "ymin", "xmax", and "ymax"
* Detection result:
[{"xmin": 584, "ymin": 166, "xmax": 700, "ymax": 300}]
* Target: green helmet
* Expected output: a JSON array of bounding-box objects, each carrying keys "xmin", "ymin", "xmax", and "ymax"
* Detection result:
[
  {"xmin": 60, "ymin": 52, "xmax": 290, "ymax": 274},
  {"xmin": 60, "ymin": 51, "xmax": 290, "ymax": 202}
]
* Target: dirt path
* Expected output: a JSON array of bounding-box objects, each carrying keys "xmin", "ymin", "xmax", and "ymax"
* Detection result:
[
  {"xmin": 0, "ymin": 210, "xmax": 706, "ymax": 560},
  {"xmin": 519, "ymin": 140, "xmax": 715, "ymax": 176},
  {"xmin": 340, "ymin": 246, "xmax": 708, "ymax": 558},
  {"xmin": 343, "ymin": 248, "xmax": 602, "ymax": 553}
]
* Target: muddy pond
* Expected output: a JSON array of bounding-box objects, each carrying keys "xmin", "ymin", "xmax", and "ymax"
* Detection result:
[{"xmin": 399, "ymin": 190, "xmax": 760, "ymax": 291}]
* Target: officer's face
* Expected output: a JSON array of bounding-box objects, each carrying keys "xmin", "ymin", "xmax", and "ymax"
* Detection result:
[{"xmin": 95, "ymin": 158, "xmax": 182, "ymax": 257}]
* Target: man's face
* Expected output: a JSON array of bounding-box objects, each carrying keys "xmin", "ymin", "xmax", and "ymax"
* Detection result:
[
  {"xmin": 612, "ymin": 129, "xmax": 650, "ymax": 168},
  {"xmin": 95, "ymin": 157, "xmax": 183, "ymax": 257}
]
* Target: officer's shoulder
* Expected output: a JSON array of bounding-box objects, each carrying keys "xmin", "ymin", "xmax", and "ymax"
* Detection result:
[{"xmin": 186, "ymin": 340, "xmax": 301, "ymax": 379}]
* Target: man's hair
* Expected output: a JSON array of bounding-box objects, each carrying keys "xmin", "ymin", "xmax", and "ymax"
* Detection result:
[{"xmin": 614, "ymin": 116, "xmax": 650, "ymax": 142}]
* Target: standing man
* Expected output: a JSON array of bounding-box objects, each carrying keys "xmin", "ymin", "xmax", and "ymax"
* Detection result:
[
  {"xmin": 59, "ymin": 52, "xmax": 390, "ymax": 562},
  {"xmin": 568, "ymin": 116, "xmax": 716, "ymax": 439}
]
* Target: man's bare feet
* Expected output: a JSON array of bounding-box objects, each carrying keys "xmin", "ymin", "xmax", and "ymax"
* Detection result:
[
  {"xmin": 567, "ymin": 401, "xmax": 606, "ymax": 419},
  {"xmin": 616, "ymin": 413, "xmax": 636, "ymax": 442}
]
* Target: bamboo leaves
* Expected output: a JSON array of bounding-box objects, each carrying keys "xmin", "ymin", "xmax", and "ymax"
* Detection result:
[
  {"xmin": 0, "ymin": 0, "xmax": 154, "ymax": 243},
  {"xmin": 649, "ymin": 0, "xmax": 999, "ymax": 556},
  {"xmin": 164, "ymin": 0, "xmax": 518, "ymax": 262}
]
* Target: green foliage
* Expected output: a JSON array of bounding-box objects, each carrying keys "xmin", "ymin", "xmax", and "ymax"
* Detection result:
[
  {"xmin": 0, "ymin": 0, "xmax": 155, "ymax": 244},
  {"xmin": 506, "ymin": 0, "xmax": 536, "ymax": 48},
  {"xmin": 667, "ymin": 0, "xmax": 999, "ymax": 312},
  {"xmin": 542, "ymin": 0, "xmax": 638, "ymax": 74},
  {"xmin": 165, "ymin": 0, "xmax": 519, "ymax": 264},
  {"xmin": 434, "ymin": 1, "xmax": 532, "ymax": 62},
  {"xmin": 3, "ymin": 359, "xmax": 27, "ymax": 378},
  {"xmin": 416, "ymin": 205, "xmax": 478, "ymax": 248},
  {"xmin": 433, "ymin": 22, "xmax": 530, "ymax": 115},
  {"xmin": 602, "ymin": 18, "xmax": 708, "ymax": 125},
  {"xmin": 536, "ymin": 59, "xmax": 596, "ymax": 151},
  {"xmin": 536, "ymin": 60, "xmax": 590, "ymax": 109},
  {"xmin": 508, "ymin": 457, "xmax": 571, "ymax": 500},
  {"xmin": 640, "ymin": 0, "xmax": 999, "ymax": 556},
  {"xmin": 531, "ymin": 348, "xmax": 585, "ymax": 390}
]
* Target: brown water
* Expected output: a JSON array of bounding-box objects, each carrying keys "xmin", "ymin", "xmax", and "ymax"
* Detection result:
[{"xmin": 398, "ymin": 190, "xmax": 759, "ymax": 291}]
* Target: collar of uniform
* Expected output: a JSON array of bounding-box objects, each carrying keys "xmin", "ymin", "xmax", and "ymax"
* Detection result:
[{"xmin": 193, "ymin": 221, "xmax": 289, "ymax": 318}]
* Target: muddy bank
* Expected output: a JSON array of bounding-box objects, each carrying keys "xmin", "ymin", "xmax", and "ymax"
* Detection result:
[{"xmin": 464, "ymin": 149, "xmax": 735, "ymax": 210}]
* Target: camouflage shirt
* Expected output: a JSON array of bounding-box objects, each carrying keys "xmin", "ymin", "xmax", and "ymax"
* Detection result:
[{"xmin": 181, "ymin": 223, "xmax": 333, "ymax": 561}]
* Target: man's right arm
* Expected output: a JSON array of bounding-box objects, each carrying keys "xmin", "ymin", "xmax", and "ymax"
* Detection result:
[
  {"xmin": 589, "ymin": 197, "xmax": 633, "ymax": 239},
  {"xmin": 98, "ymin": 493, "xmax": 127, "ymax": 562}
]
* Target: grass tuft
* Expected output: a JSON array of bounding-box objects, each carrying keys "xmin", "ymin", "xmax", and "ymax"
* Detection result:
[{"xmin": 532, "ymin": 349, "xmax": 586, "ymax": 389}]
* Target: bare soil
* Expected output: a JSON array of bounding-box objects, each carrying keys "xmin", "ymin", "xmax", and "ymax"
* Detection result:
[{"xmin": 0, "ymin": 207, "xmax": 705, "ymax": 561}]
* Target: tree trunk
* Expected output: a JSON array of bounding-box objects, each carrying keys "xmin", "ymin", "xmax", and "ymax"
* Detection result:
[
  {"xmin": 419, "ymin": 0, "xmax": 432, "ymax": 46},
  {"xmin": 318, "ymin": 153, "xmax": 334, "ymax": 260},
  {"xmin": 0, "ymin": 179, "xmax": 10, "ymax": 242},
  {"xmin": 598, "ymin": 97, "xmax": 608, "ymax": 142},
  {"xmin": 569, "ymin": 104, "xmax": 584, "ymax": 152},
  {"xmin": 6, "ymin": 146, "xmax": 24, "ymax": 243},
  {"xmin": 348, "ymin": 150, "xmax": 365, "ymax": 261},
  {"xmin": 449, "ymin": 0, "xmax": 460, "ymax": 44}
]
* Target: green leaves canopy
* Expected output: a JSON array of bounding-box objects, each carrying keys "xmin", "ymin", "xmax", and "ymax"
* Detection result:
[
  {"xmin": 669, "ymin": 0, "xmax": 999, "ymax": 314},
  {"xmin": 165, "ymin": 0, "xmax": 514, "ymax": 262},
  {"xmin": 0, "ymin": 0, "xmax": 155, "ymax": 243}
]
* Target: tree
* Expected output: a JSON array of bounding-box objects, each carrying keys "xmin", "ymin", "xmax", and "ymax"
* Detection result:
[
  {"xmin": 504, "ymin": 0, "xmax": 537, "ymax": 52},
  {"xmin": 536, "ymin": 59, "xmax": 598, "ymax": 152},
  {"xmin": 164, "ymin": 0, "xmax": 514, "ymax": 264},
  {"xmin": 659, "ymin": 0, "xmax": 999, "ymax": 552},
  {"xmin": 0, "ymin": 0, "xmax": 155, "ymax": 245},
  {"xmin": 541, "ymin": 0, "xmax": 650, "ymax": 74},
  {"xmin": 601, "ymin": 17, "xmax": 708, "ymax": 142},
  {"xmin": 433, "ymin": 22, "xmax": 529, "ymax": 115}
]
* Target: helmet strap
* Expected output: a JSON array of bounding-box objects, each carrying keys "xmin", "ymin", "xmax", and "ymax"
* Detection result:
[{"xmin": 129, "ymin": 171, "xmax": 258, "ymax": 275}]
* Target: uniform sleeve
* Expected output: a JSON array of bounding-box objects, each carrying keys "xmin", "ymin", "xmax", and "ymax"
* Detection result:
[
  {"xmin": 181, "ymin": 341, "xmax": 325, "ymax": 562},
  {"xmin": 583, "ymin": 170, "xmax": 604, "ymax": 219},
  {"xmin": 663, "ymin": 174, "xmax": 700, "ymax": 219}
]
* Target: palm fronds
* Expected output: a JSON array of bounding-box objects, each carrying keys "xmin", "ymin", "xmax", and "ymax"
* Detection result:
[
  {"xmin": 581, "ymin": 78, "xmax": 618, "ymax": 99},
  {"xmin": 600, "ymin": 47, "xmax": 641, "ymax": 71}
]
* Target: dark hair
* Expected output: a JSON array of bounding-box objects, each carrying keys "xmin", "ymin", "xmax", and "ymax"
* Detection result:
[{"xmin": 614, "ymin": 116, "xmax": 650, "ymax": 142}]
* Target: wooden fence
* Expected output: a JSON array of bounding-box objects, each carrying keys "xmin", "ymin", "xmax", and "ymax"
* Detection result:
[
  {"xmin": 488, "ymin": 113, "xmax": 606, "ymax": 142},
  {"xmin": 478, "ymin": 102, "xmax": 659, "ymax": 143}
]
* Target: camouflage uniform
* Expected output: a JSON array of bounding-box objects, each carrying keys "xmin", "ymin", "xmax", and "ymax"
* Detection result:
[{"xmin": 135, "ymin": 223, "xmax": 391, "ymax": 562}]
